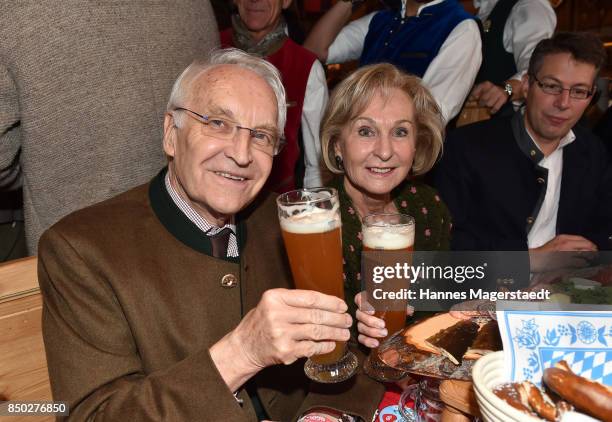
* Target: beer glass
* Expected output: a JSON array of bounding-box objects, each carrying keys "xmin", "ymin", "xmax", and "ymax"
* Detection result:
[
  {"xmin": 277, "ymin": 188, "xmax": 358, "ymax": 383},
  {"xmin": 362, "ymin": 213, "xmax": 415, "ymax": 382}
]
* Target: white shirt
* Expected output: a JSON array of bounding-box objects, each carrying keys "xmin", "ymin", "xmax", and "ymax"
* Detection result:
[
  {"xmin": 302, "ymin": 60, "xmax": 328, "ymax": 188},
  {"xmin": 284, "ymin": 24, "xmax": 327, "ymax": 188},
  {"xmin": 474, "ymin": 0, "xmax": 556, "ymax": 81},
  {"xmin": 527, "ymin": 129, "xmax": 576, "ymax": 249},
  {"xmin": 326, "ymin": 0, "xmax": 482, "ymax": 123}
]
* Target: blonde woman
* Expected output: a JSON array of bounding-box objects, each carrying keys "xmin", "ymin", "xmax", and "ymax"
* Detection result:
[{"xmin": 321, "ymin": 63, "xmax": 451, "ymax": 343}]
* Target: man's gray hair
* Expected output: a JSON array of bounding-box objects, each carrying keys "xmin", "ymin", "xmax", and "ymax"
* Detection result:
[{"xmin": 167, "ymin": 48, "xmax": 287, "ymax": 132}]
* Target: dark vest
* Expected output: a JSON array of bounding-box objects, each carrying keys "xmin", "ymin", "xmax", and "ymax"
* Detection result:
[
  {"xmin": 360, "ymin": 0, "xmax": 474, "ymax": 77},
  {"xmin": 476, "ymin": 0, "xmax": 518, "ymax": 85},
  {"xmin": 220, "ymin": 29, "xmax": 317, "ymax": 193}
]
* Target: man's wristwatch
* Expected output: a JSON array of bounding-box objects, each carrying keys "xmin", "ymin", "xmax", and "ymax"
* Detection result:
[{"xmin": 503, "ymin": 82, "xmax": 513, "ymax": 100}]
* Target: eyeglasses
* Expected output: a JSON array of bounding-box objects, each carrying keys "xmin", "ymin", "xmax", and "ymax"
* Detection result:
[
  {"xmin": 531, "ymin": 74, "xmax": 595, "ymax": 100},
  {"xmin": 174, "ymin": 107, "xmax": 285, "ymax": 156}
]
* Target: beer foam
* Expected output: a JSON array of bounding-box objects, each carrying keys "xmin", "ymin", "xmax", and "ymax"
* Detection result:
[
  {"xmin": 279, "ymin": 207, "xmax": 341, "ymax": 234},
  {"xmin": 362, "ymin": 224, "xmax": 414, "ymax": 250}
]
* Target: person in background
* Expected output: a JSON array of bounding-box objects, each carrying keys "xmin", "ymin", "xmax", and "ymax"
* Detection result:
[
  {"xmin": 213, "ymin": 1, "xmax": 306, "ymax": 43},
  {"xmin": 304, "ymin": 0, "xmax": 482, "ymax": 123},
  {"xmin": 320, "ymin": 62, "xmax": 450, "ymax": 327},
  {"xmin": 435, "ymin": 32, "xmax": 612, "ymax": 252},
  {"xmin": 221, "ymin": 0, "xmax": 328, "ymax": 192},
  {"xmin": 0, "ymin": 1, "xmax": 219, "ymax": 255},
  {"xmin": 469, "ymin": 0, "xmax": 556, "ymax": 115},
  {"xmin": 39, "ymin": 49, "xmax": 383, "ymax": 422}
]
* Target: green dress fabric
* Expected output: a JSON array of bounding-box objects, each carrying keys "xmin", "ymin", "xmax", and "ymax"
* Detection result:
[{"xmin": 330, "ymin": 176, "xmax": 452, "ymax": 337}]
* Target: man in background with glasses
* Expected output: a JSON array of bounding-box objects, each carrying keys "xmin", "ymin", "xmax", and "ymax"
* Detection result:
[
  {"xmin": 435, "ymin": 32, "xmax": 612, "ymax": 252},
  {"xmin": 37, "ymin": 49, "xmax": 382, "ymax": 421}
]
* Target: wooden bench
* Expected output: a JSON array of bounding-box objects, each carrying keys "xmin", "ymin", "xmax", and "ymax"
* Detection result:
[{"xmin": 0, "ymin": 257, "xmax": 53, "ymax": 422}]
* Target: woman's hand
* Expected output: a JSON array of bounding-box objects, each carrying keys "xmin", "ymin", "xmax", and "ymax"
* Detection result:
[{"xmin": 354, "ymin": 291, "xmax": 387, "ymax": 348}]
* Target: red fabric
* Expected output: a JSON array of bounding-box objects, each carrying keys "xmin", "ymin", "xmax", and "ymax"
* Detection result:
[
  {"xmin": 304, "ymin": 0, "xmax": 322, "ymax": 13},
  {"xmin": 377, "ymin": 384, "xmax": 404, "ymax": 409},
  {"xmin": 220, "ymin": 29, "xmax": 317, "ymax": 193},
  {"xmin": 219, "ymin": 28, "xmax": 232, "ymax": 47},
  {"xmin": 375, "ymin": 384, "xmax": 415, "ymax": 422}
]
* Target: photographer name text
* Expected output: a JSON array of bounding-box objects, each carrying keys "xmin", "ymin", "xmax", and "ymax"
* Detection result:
[{"xmin": 371, "ymin": 288, "xmax": 550, "ymax": 301}]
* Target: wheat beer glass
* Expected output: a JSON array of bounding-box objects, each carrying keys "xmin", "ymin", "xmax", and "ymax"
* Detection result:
[
  {"xmin": 277, "ymin": 188, "xmax": 358, "ymax": 383},
  {"xmin": 362, "ymin": 213, "xmax": 415, "ymax": 382}
]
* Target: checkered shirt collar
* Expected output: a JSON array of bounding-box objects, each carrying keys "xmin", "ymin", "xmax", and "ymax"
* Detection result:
[{"xmin": 164, "ymin": 172, "xmax": 239, "ymax": 257}]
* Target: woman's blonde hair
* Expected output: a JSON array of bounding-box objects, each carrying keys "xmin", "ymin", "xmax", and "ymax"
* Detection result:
[{"xmin": 321, "ymin": 63, "xmax": 444, "ymax": 176}]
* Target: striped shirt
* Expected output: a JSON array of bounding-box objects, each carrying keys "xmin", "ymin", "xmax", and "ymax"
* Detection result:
[{"xmin": 165, "ymin": 173, "xmax": 239, "ymax": 257}]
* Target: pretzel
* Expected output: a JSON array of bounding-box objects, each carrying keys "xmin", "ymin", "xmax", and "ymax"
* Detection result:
[
  {"xmin": 495, "ymin": 381, "xmax": 575, "ymax": 421},
  {"xmin": 520, "ymin": 381, "xmax": 556, "ymax": 421},
  {"xmin": 493, "ymin": 383, "xmax": 532, "ymax": 414},
  {"xmin": 543, "ymin": 360, "xmax": 612, "ymax": 422}
]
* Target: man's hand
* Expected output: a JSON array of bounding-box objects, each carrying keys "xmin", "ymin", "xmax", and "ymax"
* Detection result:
[
  {"xmin": 529, "ymin": 234, "xmax": 598, "ymax": 273},
  {"xmin": 210, "ymin": 289, "xmax": 352, "ymax": 391},
  {"xmin": 532, "ymin": 234, "xmax": 598, "ymax": 252},
  {"xmin": 469, "ymin": 81, "xmax": 509, "ymax": 114}
]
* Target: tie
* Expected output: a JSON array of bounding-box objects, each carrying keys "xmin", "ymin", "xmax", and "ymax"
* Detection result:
[{"xmin": 209, "ymin": 227, "xmax": 232, "ymax": 258}]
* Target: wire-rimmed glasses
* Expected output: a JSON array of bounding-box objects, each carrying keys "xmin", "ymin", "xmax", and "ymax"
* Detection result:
[
  {"xmin": 174, "ymin": 107, "xmax": 285, "ymax": 156},
  {"xmin": 530, "ymin": 74, "xmax": 595, "ymax": 100}
]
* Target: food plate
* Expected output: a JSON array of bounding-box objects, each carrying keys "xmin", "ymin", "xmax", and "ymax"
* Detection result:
[
  {"xmin": 472, "ymin": 351, "xmax": 542, "ymax": 422},
  {"xmin": 378, "ymin": 313, "xmax": 501, "ymax": 380}
]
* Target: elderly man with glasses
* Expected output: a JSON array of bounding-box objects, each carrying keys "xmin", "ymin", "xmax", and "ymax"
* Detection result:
[
  {"xmin": 38, "ymin": 49, "xmax": 383, "ymax": 422},
  {"xmin": 435, "ymin": 32, "xmax": 612, "ymax": 252}
]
